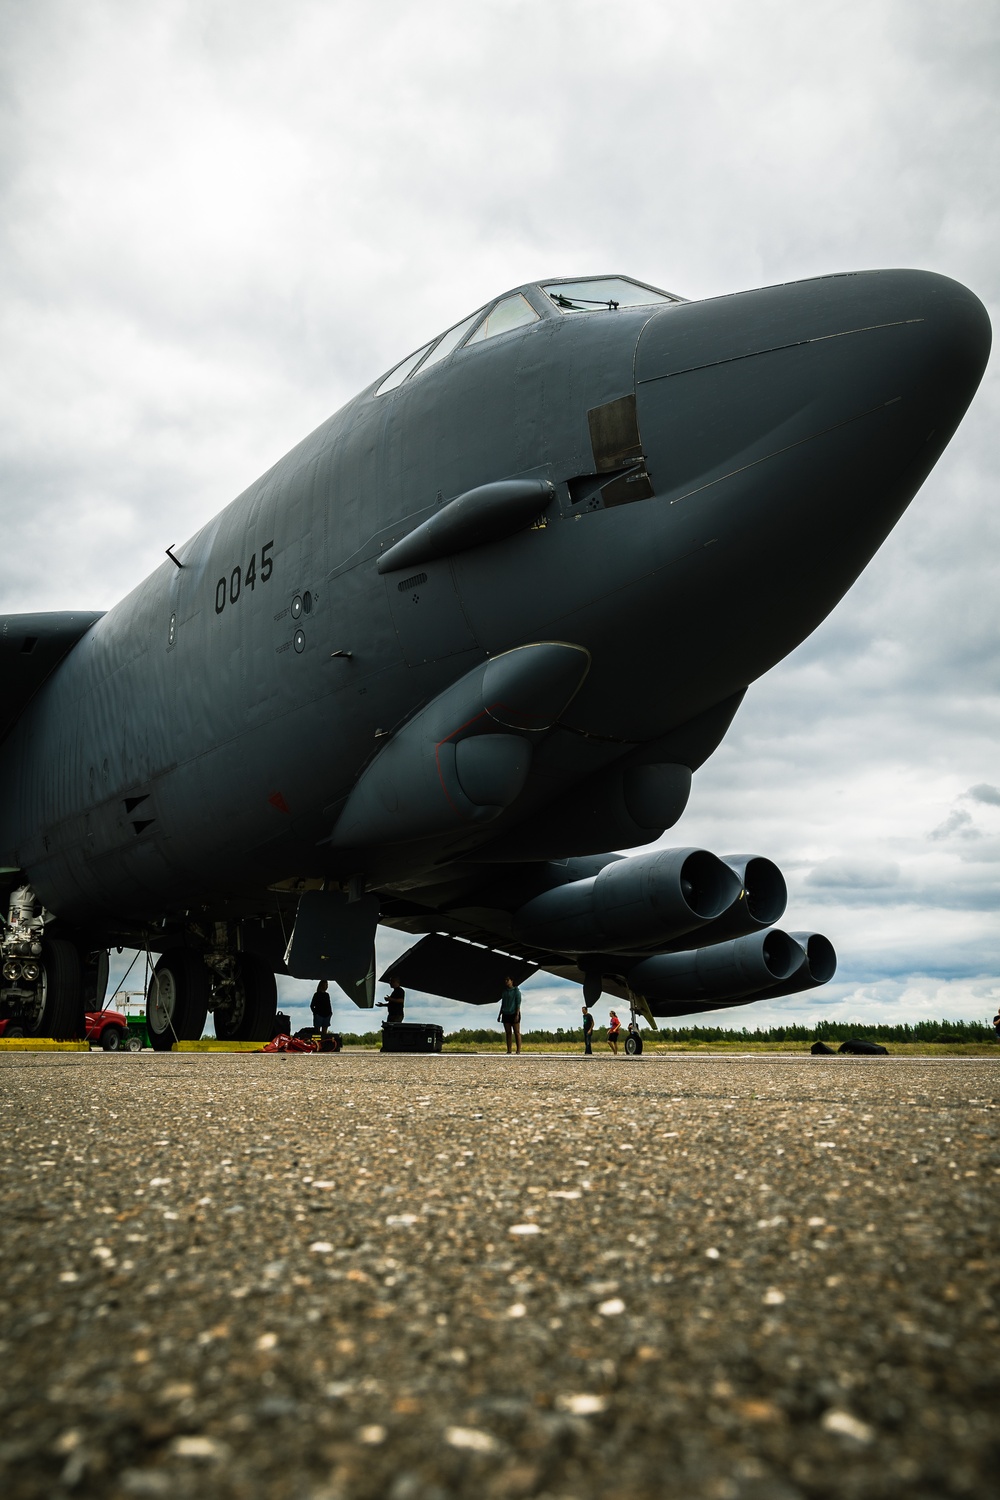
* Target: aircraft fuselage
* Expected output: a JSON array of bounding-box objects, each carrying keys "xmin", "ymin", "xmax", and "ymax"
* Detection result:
[{"xmin": 0, "ymin": 269, "xmax": 990, "ymax": 947}]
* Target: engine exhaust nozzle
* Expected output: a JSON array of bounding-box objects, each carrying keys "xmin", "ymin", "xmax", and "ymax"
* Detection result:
[
  {"xmin": 512, "ymin": 847, "xmax": 741, "ymax": 954},
  {"xmin": 628, "ymin": 927, "xmax": 801, "ymax": 1008}
]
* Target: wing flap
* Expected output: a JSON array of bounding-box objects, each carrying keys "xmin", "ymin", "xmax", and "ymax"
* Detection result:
[{"xmin": 383, "ymin": 934, "xmax": 536, "ymax": 1005}]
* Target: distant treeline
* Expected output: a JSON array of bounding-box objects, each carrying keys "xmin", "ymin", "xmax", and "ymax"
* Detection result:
[{"xmin": 336, "ymin": 1019, "xmax": 996, "ymax": 1046}]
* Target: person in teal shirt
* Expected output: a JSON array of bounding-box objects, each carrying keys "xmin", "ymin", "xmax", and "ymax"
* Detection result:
[{"xmin": 498, "ymin": 976, "xmax": 522, "ymax": 1054}]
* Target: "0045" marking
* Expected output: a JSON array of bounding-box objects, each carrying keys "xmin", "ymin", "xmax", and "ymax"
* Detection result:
[{"xmin": 215, "ymin": 540, "xmax": 274, "ymax": 615}]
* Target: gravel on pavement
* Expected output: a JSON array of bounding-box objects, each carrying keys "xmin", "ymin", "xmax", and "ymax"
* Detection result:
[{"xmin": 0, "ymin": 1051, "xmax": 997, "ymax": 1500}]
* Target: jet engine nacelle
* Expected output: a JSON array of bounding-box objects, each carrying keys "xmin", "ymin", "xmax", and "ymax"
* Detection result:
[
  {"xmin": 657, "ymin": 855, "xmax": 787, "ymax": 951},
  {"xmin": 628, "ymin": 927, "xmax": 802, "ymax": 1008},
  {"xmin": 480, "ymin": 760, "xmax": 692, "ymax": 860},
  {"xmin": 748, "ymin": 931, "xmax": 837, "ymax": 1000},
  {"xmin": 330, "ymin": 641, "xmax": 590, "ymax": 848},
  {"xmin": 512, "ymin": 846, "xmax": 741, "ymax": 954}
]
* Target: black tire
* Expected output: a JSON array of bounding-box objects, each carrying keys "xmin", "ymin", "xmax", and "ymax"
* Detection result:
[
  {"xmin": 126, "ymin": 1034, "xmax": 143, "ymax": 1052},
  {"xmin": 4, "ymin": 1025, "xmax": 25, "ymax": 1039},
  {"xmin": 101, "ymin": 1025, "xmax": 126, "ymax": 1052},
  {"xmin": 214, "ymin": 955, "xmax": 278, "ymax": 1042},
  {"xmin": 624, "ymin": 1032, "xmax": 643, "ymax": 1056},
  {"xmin": 21, "ymin": 940, "xmax": 84, "ymax": 1039},
  {"xmin": 146, "ymin": 950, "xmax": 210, "ymax": 1051},
  {"xmin": 82, "ymin": 949, "xmax": 110, "ymax": 1010}
]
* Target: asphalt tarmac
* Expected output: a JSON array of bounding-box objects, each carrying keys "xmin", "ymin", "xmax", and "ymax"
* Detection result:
[{"xmin": 0, "ymin": 1051, "xmax": 997, "ymax": 1500}]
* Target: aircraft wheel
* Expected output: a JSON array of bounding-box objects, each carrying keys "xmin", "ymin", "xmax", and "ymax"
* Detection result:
[
  {"xmin": 147, "ymin": 950, "xmax": 210, "ymax": 1051},
  {"xmin": 21, "ymin": 939, "xmax": 84, "ymax": 1039},
  {"xmin": 214, "ymin": 955, "xmax": 277, "ymax": 1042},
  {"xmin": 4, "ymin": 1025, "xmax": 25, "ymax": 1038},
  {"xmin": 101, "ymin": 1025, "xmax": 126, "ymax": 1051},
  {"xmin": 624, "ymin": 1032, "xmax": 643, "ymax": 1057}
]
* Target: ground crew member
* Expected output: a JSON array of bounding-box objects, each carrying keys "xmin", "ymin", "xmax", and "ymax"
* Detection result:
[
  {"xmin": 377, "ymin": 977, "xmax": 405, "ymax": 1025},
  {"xmin": 582, "ymin": 1003, "xmax": 594, "ymax": 1055},
  {"xmin": 607, "ymin": 1009, "xmax": 621, "ymax": 1055},
  {"xmin": 498, "ymin": 976, "xmax": 522, "ymax": 1054},
  {"xmin": 310, "ymin": 979, "xmax": 332, "ymax": 1036}
]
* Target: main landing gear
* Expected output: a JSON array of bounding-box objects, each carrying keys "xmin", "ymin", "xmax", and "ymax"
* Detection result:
[
  {"xmin": 145, "ymin": 929, "xmax": 278, "ymax": 1051},
  {"xmin": 146, "ymin": 950, "xmax": 210, "ymax": 1051},
  {"xmin": 0, "ymin": 886, "xmax": 85, "ymax": 1040}
]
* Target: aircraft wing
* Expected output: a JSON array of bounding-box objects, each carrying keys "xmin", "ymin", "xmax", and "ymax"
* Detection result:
[
  {"xmin": 378, "ymin": 877, "xmax": 834, "ymax": 1020},
  {"xmin": 1, "ymin": 612, "xmax": 104, "ymax": 748}
]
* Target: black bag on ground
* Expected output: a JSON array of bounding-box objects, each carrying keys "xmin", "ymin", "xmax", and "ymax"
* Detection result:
[
  {"xmin": 838, "ymin": 1038, "xmax": 888, "ymax": 1055},
  {"xmin": 381, "ymin": 1023, "xmax": 443, "ymax": 1054},
  {"xmin": 811, "ymin": 1040, "xmax": 836, "ymax": 1054}
]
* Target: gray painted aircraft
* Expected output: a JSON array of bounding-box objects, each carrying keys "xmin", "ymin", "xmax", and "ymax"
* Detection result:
[{"xmin": 0, "ymin": 269, "xmax": 990, "ymax": 1046}]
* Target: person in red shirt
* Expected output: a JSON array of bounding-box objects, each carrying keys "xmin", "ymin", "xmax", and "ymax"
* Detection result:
[{"xmin": 607, "ymin": 1009, "xmax": 621, "ymax": 1055}]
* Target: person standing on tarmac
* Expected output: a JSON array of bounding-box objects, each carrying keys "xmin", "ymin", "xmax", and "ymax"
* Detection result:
[
  {"xmin": 310, "ymin": 979, "xmax": 333, "ymax": 1037},
  {"xmin": 498, "ymin": 976, "xmax": 522, "ymax": 1054},
  {"xmin": 377, "ymin": 977, "xmax": 406, "ymax": 1025},
  {"xmin": 993, "ymin": 1009, "xmax": 1000, "ymax": 1041},
  {"xmin": 607, "ymin": 1009, "xmax": 621, "ymax": 1055},
  {"xmin": 582, "ymin": 1003, "xmax": 594, "ymax": 1055}
]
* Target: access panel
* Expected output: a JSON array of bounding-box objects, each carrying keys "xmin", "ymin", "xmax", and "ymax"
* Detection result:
[{"xmin": 386, "ymin": 556, "xmax": 478, "ymax": 666}]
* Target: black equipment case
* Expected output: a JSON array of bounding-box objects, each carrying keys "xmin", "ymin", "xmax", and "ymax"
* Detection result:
[{"xmin": 380, "ymin": 1022, "xmax": 444, "ymax": 1054}]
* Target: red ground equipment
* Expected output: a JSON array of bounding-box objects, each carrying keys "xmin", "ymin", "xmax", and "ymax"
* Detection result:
[
  {"xmin": 84, "ymin": 1009, "xmax": 133, "ymax": 1050},
  {"xmin": 262, "ymin": 1033, "xmax": 342, "ymax": 1053}
]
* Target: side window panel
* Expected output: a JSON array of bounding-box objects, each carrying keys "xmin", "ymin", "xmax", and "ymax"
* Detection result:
[
  {"xmin": 465, "ymin": 294, "xmax": 539, "ymax": 344},
  {"xmin": 376, "ymin": 342, "xmax": 434, "ymax": 396},
  {"xmin": 419, "ymin": 311, "xmax": 483, "ymax": 372}
]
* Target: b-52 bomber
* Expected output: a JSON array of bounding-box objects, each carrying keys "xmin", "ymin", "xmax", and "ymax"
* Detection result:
[{"xmin": 0, "ymin": 269, "xmax": 990, "ymax": 1046}]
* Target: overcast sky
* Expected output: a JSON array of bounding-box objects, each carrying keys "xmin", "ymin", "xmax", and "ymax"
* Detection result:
[{"xmin": 2, "ymin": 0, "xmax": 996, "ymax": 1034}]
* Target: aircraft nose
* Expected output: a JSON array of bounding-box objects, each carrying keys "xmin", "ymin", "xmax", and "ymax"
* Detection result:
[{"xmin": 635, "ymin": 269, "xmax": 991, "ymax": 518}]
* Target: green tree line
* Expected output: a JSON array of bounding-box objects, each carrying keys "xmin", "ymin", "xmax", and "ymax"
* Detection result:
[{"xmin": 336, "ymin": 1018, "xmax": 996, "ymax": 1046}]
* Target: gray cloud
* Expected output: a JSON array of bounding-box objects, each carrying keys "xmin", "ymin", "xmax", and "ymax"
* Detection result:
[
  {"xmin": 966, "ymin": 783, "xmax": 1000, "ymax": 807},
  {"xmin": 929, "ymin": 809, "xmax": 981, "ymax": 841},
  {"xmin": 806, "ymin": 860, "xmax": 901, "ymax": 890},
  {"xmin": 2, "ymin": 0, "xmax": 998, "ymax": 1028}
]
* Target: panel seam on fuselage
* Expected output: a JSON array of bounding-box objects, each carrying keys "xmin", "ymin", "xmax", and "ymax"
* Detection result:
[
  {"xmin": 636, "ymin": 318, "xmax": 924, "ymax": 387},
  {"xmin": 664, "ymin": 396, "xmax": 902, "ymax": 509}
]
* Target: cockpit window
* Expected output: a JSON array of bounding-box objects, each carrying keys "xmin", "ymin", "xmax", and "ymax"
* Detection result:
[
  {"xmin": 376, "ymin": 341, "xmax": 435, "ymax": 396},
  {"xmin": 465, "ymin": 293, "xmax": 539, "ymax": 344},
  {"xmin": 374, "ymin": 288, "xmax": 542, "ymax": 397},
  {"xmin": 542, "ymin": 276, "xmax": 677, "ymax": 312},
  {"xmin": 418, "ymin": 309, "xmax": 483, "ymax": 373}
]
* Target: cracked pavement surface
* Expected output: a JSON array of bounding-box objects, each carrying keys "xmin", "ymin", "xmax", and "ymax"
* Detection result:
[{"xmin": 0, "ymin": 1051, "xmax": 997, "ymax": 1499}]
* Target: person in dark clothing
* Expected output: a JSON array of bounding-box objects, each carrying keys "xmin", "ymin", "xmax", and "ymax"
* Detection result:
[
  {"xmin": 498, "ymin": 976, "xmax": 522, "ymax": 1054},
  {"xmin": 377, "ymin": 977, "xmax": 405, "ymax": 1025},
  {"xmin": 582, "ymin": 1004, "xmax": 594, "ymax": 1055},
  {"xmin": 993, "ymin": 1010, "xmax": 1000, "ymax": 1041},
  {"xmin": 310, "ymin": 979, "xmax": 332, "ymax": 1036}
]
